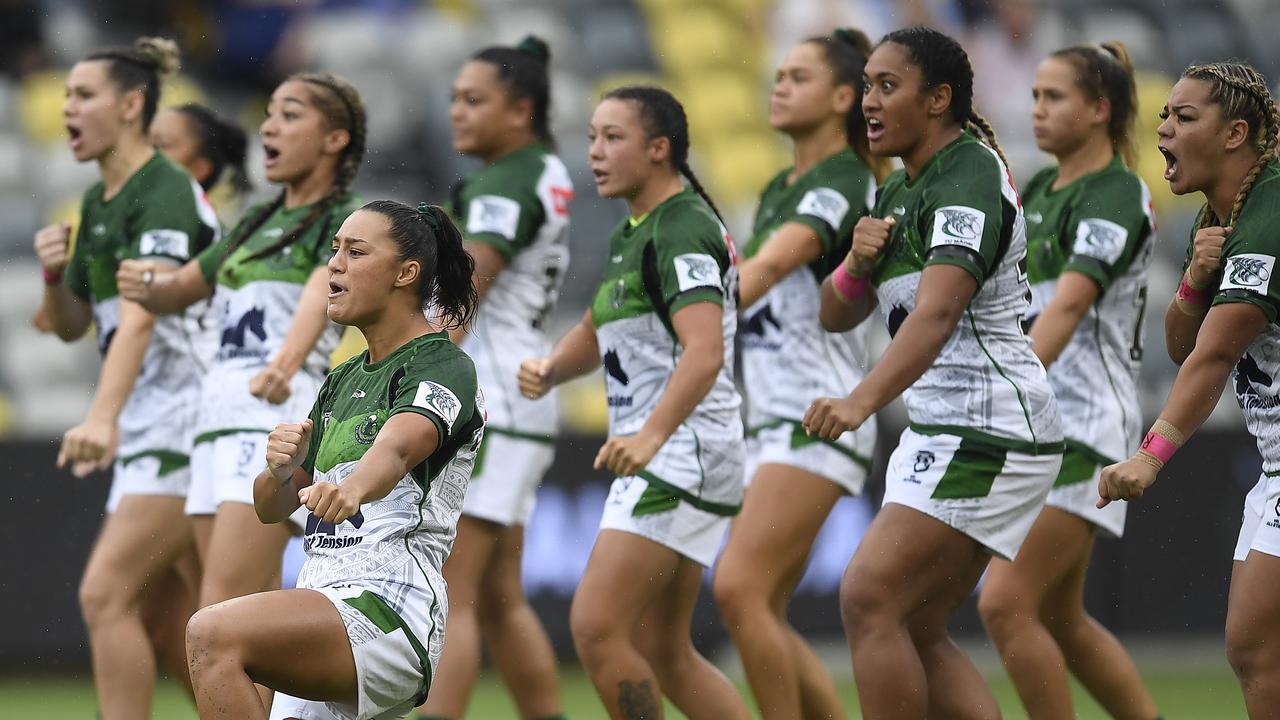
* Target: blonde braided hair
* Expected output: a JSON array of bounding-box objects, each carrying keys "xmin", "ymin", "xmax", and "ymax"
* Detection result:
[{"xmin": 1183, "ymin": 62, "xmax": 1278, "ymax": 230}]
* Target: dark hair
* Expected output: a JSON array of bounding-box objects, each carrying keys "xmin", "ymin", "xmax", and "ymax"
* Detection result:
[
  {"xmin": 1051, "ymin": 41, "xmax": 1139, "ymax": 167},
  {"xmin": 804, "ymin": 28, "xmax": 891, "ymax": 180},
  {"xmin": 172, "ymin": 103, "xmax": 251, "ymax": 192},
  {"xmin": 602, "ymin": 85, "xmax": 725, "ymax": 224},
  {"xmin": 362, "ymin": 200, "xmax": 478, "ymax": 329},
  {"xmin": 880, "ymin": 26, "xmax": 1009, "ymax": 167},
  {"xmin": 472, "ymin": 35, "xmax": 554, "ymax": 146},
  {"xmin": 1182, "ymin": 61, "xmax": 1279, "ymax": 229},
  {"xmin": 85, "ymin": 36, "xmax": 179, "ymax": 132},
  {"xmin": 226, "ymin": 72, "xmax": 367, "ymax": 265}
]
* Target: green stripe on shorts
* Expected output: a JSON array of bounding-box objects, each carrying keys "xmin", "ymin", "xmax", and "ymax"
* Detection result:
[
  {"xmin": 930, "ymin": 439, "xmax": 1007, "ymax": 500},
  {"xmin": 118, "ymin": 449, "xmax": 189, "ymax": 477},
  {"xmin": 635, "ymin": 470, "xmax": 741, "ymax": 517},
  {"xmin": 343, "ymin": 590, "xmax": 431, "ymax": 683},
  {"xmin": 1053, "ymin": 447, "xmax": 1099, "ymax": 488},
  {"xmin": 193, "ymin": 427, "xmax": 268, "ymax": 447}
]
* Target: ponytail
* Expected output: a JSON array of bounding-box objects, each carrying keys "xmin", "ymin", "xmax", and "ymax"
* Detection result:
[
  {"xmin": 363, "ymin": 200, "xmax": 479, "ymax": 329},
  {"xmin": 472, "ymin": 35, "xmax": 555, "ymax": 147},
  {"xmin": 174, "ymin": 103, "xmax": 251, "ymax": 192},
  {"xmin": 85, "ymin": 36, "xmax": 180, "ymax": 132},
  {"xmin": 806, "ymin": 28, "xmax": 892, "ymax": 181}
]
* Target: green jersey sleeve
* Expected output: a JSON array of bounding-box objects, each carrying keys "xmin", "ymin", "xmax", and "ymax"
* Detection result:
[
  {"xmin": 301, "ymin": 367, "xmax": 340, "ymax": 475},
  {"xmin": 391, "ymin": 352, "xmax": 479, "ymax": 452},
  {"xmin": 787, "ymin": 163, "xmax": 874, "ymax": 256},
  {"xmin": 651, "ymin": 204, "xmax": 730, "ymax": 315},
  {"xmin": 456, "ymin": 172, "xmax": 545, "ymax": 260},
  {"xmin": 921, "ymin": 145, "xmax": 1008, "ymax": 283},
  {"xmin": 129, "ymin": 180, "xmax": 210, "ymax": 266},
  {"xmin": 1212, "ymin": 195, "xmax": 1280, "ymax": 322},
  {"xmin": 64, "ymin": 206, "xmax": 93, "ymax": 301},
  {"xmin": 1062, "ymin": 171, "xmax": 1149, "ymax": 290}
]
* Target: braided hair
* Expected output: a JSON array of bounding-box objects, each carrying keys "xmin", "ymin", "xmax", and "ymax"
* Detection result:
[
  {"xmin": 804, "ymin": 27, "xmax": 892, "ymax": 181},
  {"xmin": 880, "ymin": 26, "xmax": 1010, "ymax": 168},
  {"xmin": 1051, "ymin": 41, "xmax": 1139, "ymax": 167},
  {"xmin": 227, "ymin": 73, "xmax": 366, "ymax": 266},
  {"xmin": 85, "ymin": 36, "xmax": 180, "ymax": 132},
  {"xmin": 172, "ymin": 103, "xmax": 251, "ymax": 192},
  {"xmin": 471, "ymin": 35, "xmax": 554, "ymax": 147},
  {"xmin": 1182, "ymin": 61, "xmax": 1279, "ymax": 229},
  {"xmin": 602, "ymin": 85, "xmax": 725, "ymax": 225}
]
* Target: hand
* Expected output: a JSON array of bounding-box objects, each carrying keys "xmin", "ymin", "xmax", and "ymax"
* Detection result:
[
  {"xmin": 266, "ymin": 419, "xmax": 312, "ymax": 483},
  {"xmin": 802, "ymin": 395, "xmax": 869, "ymax": 441},
  {"xmin": 593, "ymin": 431, "xmax": 663, "ymax": 477},
  {"xmin": 1186, "ymin": 225, "xmax": 1230, "ymax": 290},
  {"xmin": 847, "ymin": 215, "xmax": 896, "ymax": 278},
  {"xmin": 518, "ymin": 357, "xmax": 555, "ymax": 399},
  {"xmin": 250, "ymin": 365, "xmax": 293, "ymax": 405},
  {"xmin": 1097, "ymin": 455, "xmax": 1159, "ymax": 508},
  {"xmin": 116, "ymin": 259, "xmax": 160, "ymax": 304},
  {"xmin": 57, "ymin": 416, "xmax": 118, "ymax": 478},
  {"xmin": 298, "ymin": 482, "xmax": 361, "ymax": 524},
  {"xmin": 34, "ymin": 223, "xmax": 73, "ymax": 275}
]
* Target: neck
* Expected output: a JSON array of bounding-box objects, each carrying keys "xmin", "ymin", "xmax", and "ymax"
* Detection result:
[
  {"xmin": 1206, "ymin": 150, "xmax": 1262, "ymax": 224},
  {"xmin": 98, "ymin": 133, "xmax": 154, "ymax": 199},
  {"xmin": 1053, "ymin": 132, "xmax": 1113, "ymax": 188},
  {"xmin": 903, "ymin": 123, "xmax": 963, "ymax": 179},
  {"xmin": 360, "ymin": 301, "xmax": 434, "ymax": 364},
  {"xmin": 285, "ymin": 166, "xmax": 339, "ymax": 209},
  {"xmin": 627, "ymin": 171, "xmax": 684, "ymax": 218},
  {"xmin": 789, "ymin": 120, "xmax": 847, "ymax": 179},
  {"xmin": 482, "ymin": 132, "xmax": 536, "ymax": 166}
]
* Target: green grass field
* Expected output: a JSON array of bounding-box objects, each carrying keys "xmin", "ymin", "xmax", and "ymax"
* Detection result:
[{"xmin": 0, "ymin": 665, "xmax": 1247, "ymax": 719}]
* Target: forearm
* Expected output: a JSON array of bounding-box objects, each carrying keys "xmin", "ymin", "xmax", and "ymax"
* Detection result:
[
  {"xmin": 87, "ymin": 306, "xmax": 155, "ymax": 423},
  {"xmin": 254, "ymin": 467, "xmax": 305, "ymax": 523},
  {"xmin": 270, "ymin": 271, "xmax": 331, "ymax": 375},
  {"xmin": 41, "ymin": 284, "xmax": 92, "ymax": 341},
  {"xmin": 1151, "ymin": 345, "xmax": 1237, "ymax": 441},
  {"xmin": 818, "ymin": 274, "xmax": 877, "ymax": 332},
  {"xmin": 639, "ymin": 347, "xmax": 721, "ymax": 444},
  {"xmin": 339, "ymin": 440, "xmax": 419, "ymax": 505},
  {"xmin": 849, "ymin": 308, "xmax": 952, "ymax": 414},
  {"xmin": 1164, "ymin": 298, "xmax": 1205, "ymax": 365},
  {"xmin": 143, "ymin": 264, "xmax": 213, "ymax": 314},
  {"xmin": 737, "ymin": 258, "xmax": 782, "ymax": 309},
  {"xmin": 549, "ymin": 317, "xmax": 601, "ymax": 384},
  {"xmin": 1030, "ymin": 303, "xmax": 1088, "ymax": 368}
]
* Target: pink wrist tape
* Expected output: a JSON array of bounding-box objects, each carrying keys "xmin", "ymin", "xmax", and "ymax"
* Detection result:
[
  {"xmin": 1177, "ymin": 275, "xmax": 1211, "ymax": 305},
  {"xmin": 1140, "ymin": 431, "xmax": 1179, "ymax": 465},
  {"xmin": 833, "ymin": 268, "xmax": 870, "ymax": 302}
]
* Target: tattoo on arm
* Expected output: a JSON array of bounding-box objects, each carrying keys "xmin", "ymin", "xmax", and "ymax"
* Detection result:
[{"xmin": 617, "ymin": 679, "xmax": 659, "ymax": 720}]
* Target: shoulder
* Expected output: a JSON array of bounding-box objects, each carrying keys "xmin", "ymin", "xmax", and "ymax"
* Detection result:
[
  {"xmin": 937, "ymin": 137, "xmax": 1002, "ymax": 181},
  {"xmin": 403, "ymin": 338, "xmax": 477, "ymax": 390},
  {"xmin": 1022, "ymin": 166, "xmax": 1057, "ymax": 198},
  {"xmin": 1237, "ymin": 163, "xmax": 1280, "ymax": 229},
  {"xmin": 1082, "ymin": 165, "xmax": 1145, "ymax": 203}
]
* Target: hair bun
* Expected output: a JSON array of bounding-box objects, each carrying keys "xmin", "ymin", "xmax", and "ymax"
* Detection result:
[
  {"xmin": 831, "ymin": 27, "xmax": 872, "ymax": 56},
  {"xmin": 134, "ymin": 36, "xmax": 181, "ymax": 76},
  {"xmin": 515, "ymin": 35, "xmax": 551, "ymax": 65}
]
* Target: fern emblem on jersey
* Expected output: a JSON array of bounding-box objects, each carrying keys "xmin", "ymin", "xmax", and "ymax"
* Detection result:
[
  {"xmin": 1228, "ymin": 256, "xmax": 1272, "ymax": 288},
  {"xmin": 413, "ymin": 381, "xmax": 461, "ymax": 431},
  {"xmin": 939, "ymin": 208, "xmax": 982, "ymax": 240},
  {"xmin": 674, "ymin": 253, "xmax": 722, "ymax": 292}
]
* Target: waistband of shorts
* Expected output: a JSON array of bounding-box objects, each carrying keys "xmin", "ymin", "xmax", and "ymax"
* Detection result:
[
  {"xmin": 636, "ymin": 470, "xmax": 741, "ymax": 517},
  {"xmin": 748, "ymin": 418, "xmax": 873, "ymax": 471},
  {"xmin": 118, "ymin": 449, "xmax": 189, "ymax": 476},
  {"xmin": 909, "ymin": 423, "xmax": 1065, "ymax": 456}
]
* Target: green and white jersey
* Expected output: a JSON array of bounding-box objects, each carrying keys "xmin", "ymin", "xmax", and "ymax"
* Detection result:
[
  {"xmin": 590, "ymin": 188, "xmax": 744, "ymax": 510},
  {"xmin": 64, "ymin": 152, "xmax": 220, "ymax": 461},
  {"xmin": 452, "ymin": 142, "xmax": 571, "ymax": 438},
  {"xmin": 742, "ymin": 148, "xmax": 877, "ymax": 431},
  {"xmin": 871, "ymin": 133, "xmax": 1062, "ymax": 452},
  {"xmin": 297, "ymin": 332, "xmax": 485, "ymax": 601},
  {"xmin": 1023, "ymin": 155, "xmax": 1156, "ymax": 464},
  {"xmin": 1203, "ymin": 163, "xmax": 1280, "ymax": 475},
  {"xmin": 194, "ymin": 192, "xmax": 359, "ymax": 434}
]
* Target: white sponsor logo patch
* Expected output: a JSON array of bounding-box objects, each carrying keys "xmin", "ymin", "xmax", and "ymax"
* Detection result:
[
  {"xmin": 466, "ymin": 195, "xmax": 521, "ymax": 240},
  {"xmin": 138, "ymin": 229, "xmax": 190, "ymax": 259},
  {"xmin": 413, "ymin": 381, "xmax": 462, "ymax": 431},
  {"xmin": 796, "ymin": 187, "xmax": 850, "ymax": 230},
  {"xmin": 929, "ymin": 205, "xmax": 986, "ymax": 252},
  {"xmin": 1072, "ymin": 218, "xmax": 1127, "ymax": 265},
  {"xmin": 673, "ymin": 253, "xmax": 722, "ymax": 293},
  {"xmin": 1221, "ymin": 253, "xmax": 1276, "ymax": 294}
]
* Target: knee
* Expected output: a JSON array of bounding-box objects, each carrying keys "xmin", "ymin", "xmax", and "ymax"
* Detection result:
[
  {"xmin": 1225, "ymin": 615, "xmax": 1273, "ymax": 680},
  {"xmin": 78, "ymin": 573, "xmax": 126, "ymax": 630},
  {"xmin": 569, "ymin": 596, "xmax": 621, "ymax": 667},
  {"xmin": 976, "ymin": 582, "xmax": 1033, "ymax": 640},
  {"xmin": 839, "ymin": 564, "xmax": 897, "ymax": 640},
  {"xmin": 711, "ymin": 566, "xmax": 762, "ymax": 625},
  {"xmin": 185, "ymin": 605, "xmax": 240, "ymax": 672}
]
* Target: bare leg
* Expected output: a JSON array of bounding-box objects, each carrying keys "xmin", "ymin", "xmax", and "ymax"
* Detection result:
[
  {"xmin": 713, "ymin": 465, "xmax": 843, "ymax": 720},
  {"xmin": 419, "ymin": 515, "xmax": 499, "ymax": 718},
  {"xmin": 479, "ymin": 523, "xmax": 563, "ymax": 719},
  {"xmin": 79, "ymin": 495, "xmax": 193, "ymax": 720},
  {"xmin": 1227, "ymin": 552, "xmax": 1280, "ymax": 717},
  {"xmin": 908, "ymin": 558, "xmax": 1000, "ymax": 720},
  {"xmin": 186, "ymin": 589, "xmax": 357, "ymax": 720},
  {"xmin": 140, "ymin": 547, "xmax": 201, "ymax": 697}
]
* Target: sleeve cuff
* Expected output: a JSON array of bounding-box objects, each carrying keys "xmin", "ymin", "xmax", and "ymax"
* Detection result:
[
  {"xmin": 1063, "ymin": 255, "xmax": 1112, "ymax": 291},
  {"xmin": 667, "ymin": 287, "xmax": 724, "ymax": 315},
  {"xmin": 465, "ymin": 232, "xmax": 517, "ymax": 260},
  {"xmin": 1214, "ymin": 289, "xmax": 1278, "ymax": 323},
  {"xmin": 925, "ymin": 245, "xmax": 985, "ymax": 284},
  {"xmin": 391, "ymin": 405, "xmax": 450, "ymax": 447},
  {"xmin": 788, "ymin": 215, "xmax": 837, "ymax": 256}
]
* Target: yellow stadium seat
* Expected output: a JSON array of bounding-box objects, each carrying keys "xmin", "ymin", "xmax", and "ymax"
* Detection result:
[
  {"xmin": 681, "ymin": 71, "xmax": 765, "ymax": 140},
  {"xmin": 18, "ymin": 71, "xmax": 68, "ymax": 146},
  {"xmin": 702, "ymin": 132, "xmax": 789, "ymax": 202},
  {"xmin": 651, "ymin": 8, "xmax": 752, "ymax": 76}
]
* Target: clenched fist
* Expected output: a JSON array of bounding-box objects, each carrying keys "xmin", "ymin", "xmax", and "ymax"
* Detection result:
[
  {"xmin": 266, "ymin": 419, "xmax": 313, "ymax": 483},
  {"xmin": 518, "ymin": 357, "xmax": 555, "ymax": 400},
  {"xmin": 846, "ymin": 215, "xmax": 896, "ymax": 278},
  {"xmin": 34, "ymin": 223, "xmax": 73, "ymax": 276}
]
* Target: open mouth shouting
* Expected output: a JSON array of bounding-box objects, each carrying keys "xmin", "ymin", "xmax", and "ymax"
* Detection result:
[
  {"xmin": 263, "ymin": 143, "xmax": 282, "ymax": 169},
  {"xmin": 867, "ymin": 117, "xmax": 885, "ymax": 142},
  {"xmin": 1158, "ymin": 144, "xmax": 1178, "ymax": 182},
  {"xmin": 328, "ymin": 279, "xmax": 347, "ymax": 299}
]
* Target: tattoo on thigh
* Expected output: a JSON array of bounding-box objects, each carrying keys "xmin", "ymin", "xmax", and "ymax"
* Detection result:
[{"xmin": 617, "ymin": 678, "xmax": 658, "ymax": 719}]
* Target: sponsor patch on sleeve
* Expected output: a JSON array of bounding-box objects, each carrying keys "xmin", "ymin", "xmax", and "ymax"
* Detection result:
[
  {"xmin": 796, "ymin": 187, "xmax": 850, "ymax": 231},
  {"xmin": 1072, "ymin": 218, "xmax": 1127, "ymax": 265},
  {"xmin": 413, "ymin": 381, "xmax": 462, "ymax": 432},
  {"xmin": 929, "ymin": 206, "xmax": 986, "ymax": 252},
  {"xmin": 1220, "ymin": 253, "xmax": 1276, "ymax": 295},
  {"xmin": 466, "ymin": 195, "xmax": 521, "ymax": 240},
  {"xmin": 139, "ymin": 229, "xmax": 191, "ymax": 259},
  {"xmin": 673, "ymin": 253, "xmax": 723, "ymax": 293}
]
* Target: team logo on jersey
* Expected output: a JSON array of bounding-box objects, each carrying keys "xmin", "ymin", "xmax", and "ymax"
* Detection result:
[
  {"xmin": 1073, "ymin": 218, "xmax": 1127, "ymax": 265},
  {"xmin": 354, "ymin": 413, "xmax": 379, "ymax": 444},
  {"xmin": 221, "ymin": 306, "xmax": 267, "ymax": 350},
  {"xmin": 304, "ymin": 508, "xmax": 366, "ymax": 551},
  {"xmin": 913, "ymin": 450, "xmax": 936, "ymax": 473},
  {"xmin": 604, "ymin": 349, "xmax": 630, "ymax": 386},
  {"xmin": 139, "ymin": 229, "xmax": 190, "ymax": 260},
  {"xmin": 741, "ymin": 303, "xmax": 781, "ymax": 337},
  {"xmin": 796, "ymin": 187, "xmax": 850, "ymax": 231},
  {"xmin": 674, "ymin": 253, "xmax": 722, "ymax": 293},
  {"xmin": 413, "ymin": 381, "xmax": 462, "ymax": 431},
  {"xmin": 892, "ymin": 205, "xmax": 907, "ymax": 217},
  {"xmin": 1221, "ymin": 254, "xmax": 1275, "ymax": 292},
  {"xmin": 930, "ymin": 206, "xmax": 986, "ymax": 252},
  {"xmin": 351, "ymin": 390, "xmax": 366, "ymax": 399},
  {"xmin": 1235, "ymin": 353, "xmax": 1278, "ymax": 410},
  {"xmin": 467, "ymin": 195, "xmax": 521, "ymax": 240},
  {"xmin": 886, "ymin": 305, "xmax": 910, "ymax": 338},
  {"xmin": 322, "ymin": 411, "xmax": 333, "ymax": 430}
]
